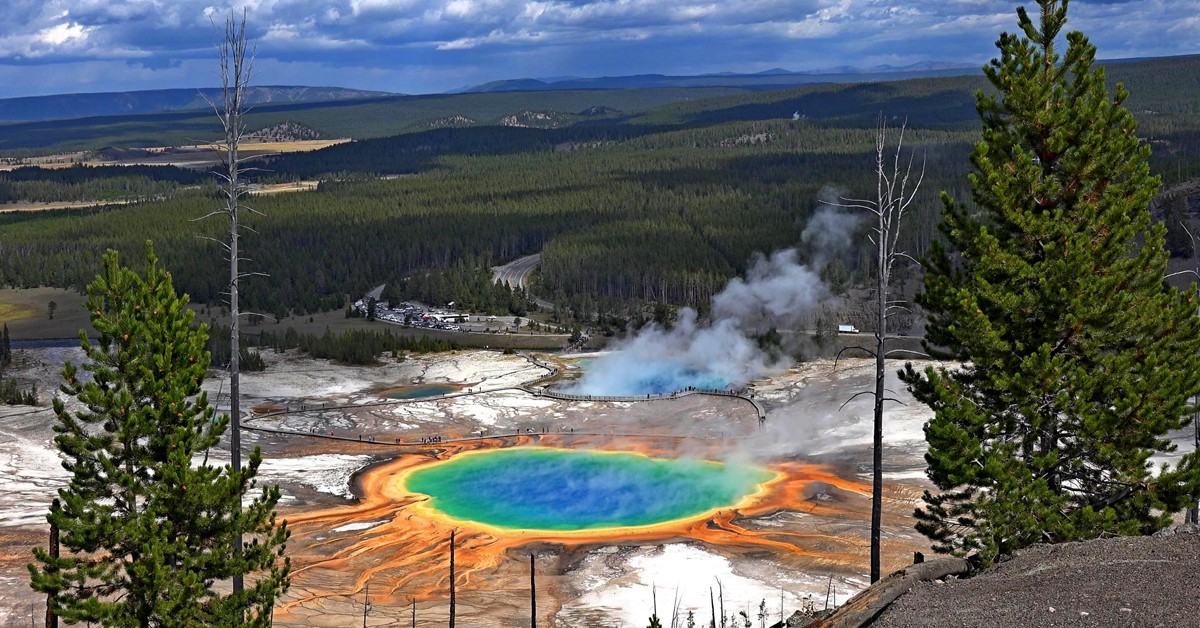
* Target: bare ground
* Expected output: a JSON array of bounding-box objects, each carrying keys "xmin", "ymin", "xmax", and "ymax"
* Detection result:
[{"xmin": 870, "ymin": 526, "xmax": 1200, "ymax": 627}]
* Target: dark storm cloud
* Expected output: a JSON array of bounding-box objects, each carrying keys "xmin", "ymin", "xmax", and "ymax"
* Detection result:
[{"xmin": 0, "ymin": 1, "xmax": 1196, "ymax": 97}]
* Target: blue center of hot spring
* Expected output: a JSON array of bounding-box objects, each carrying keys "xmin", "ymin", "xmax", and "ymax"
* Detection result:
[
  {"xmin": 624, "ymin": 363, "xmax": 730, "ymax": 395},
  {"xmin": 572, "ymin": 359, "xmax": 731, "ymax": 396},
  {"xmin": 403, "ymin": 448, "xmax": 773, "ymax": 531}
]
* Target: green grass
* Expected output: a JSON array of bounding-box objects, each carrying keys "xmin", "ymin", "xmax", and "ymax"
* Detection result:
[{"xmin": 0, "ymin": 287, "xmax": 89, "ymax": 340}]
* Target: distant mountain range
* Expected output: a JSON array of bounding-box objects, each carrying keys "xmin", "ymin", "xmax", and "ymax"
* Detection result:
[
  {"xmin": 454, "ymin": 62, "xmax": 981, "ymax": 93},
  {"xmin": 0, "ymin": 86, "xmax": 396, "ymax": 123},
  {"xmin": 0, "ymin": 56, "xmax": 1168, "ymax": 127}
]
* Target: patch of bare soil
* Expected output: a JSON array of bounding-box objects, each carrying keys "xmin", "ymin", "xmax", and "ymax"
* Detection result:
[{"xmin": 870, "ymin": 526, "xmax": 1200, "ymax": 627}]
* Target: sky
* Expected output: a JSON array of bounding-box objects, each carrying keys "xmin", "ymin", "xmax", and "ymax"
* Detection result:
[{"xmin": 0, "ymin": 0, "xmax": 1197, "ymax": 99}]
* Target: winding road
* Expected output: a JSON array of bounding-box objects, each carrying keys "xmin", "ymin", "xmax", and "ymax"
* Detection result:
[{"xmin": 491, "ymin": 253, "xmax": 554, "ymax": 309}]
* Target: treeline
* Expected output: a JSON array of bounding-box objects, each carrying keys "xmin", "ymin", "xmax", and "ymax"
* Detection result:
[
  {"xmin": 0, "ymin": 324, "xmax": 37, "ymax": 405},
  {"xmin": 0, "ymin": 120, "xmax": 984, "ymax": 315},
  {"xmin": 258, "ymin": 123, "xmax": 676, "ymax": 179},
  {"xmin": 205, "ymin": 322, "xmax": 461, "ymax": 366},
  {"xmin": 245, "ymin": 327, "xmax": 460, "ymax": 365},
  {"xmin": 206, "ymin": 323, "xmax": 267, "ymax": 372},
  {"xmin": 0, "ymin": 164, "xmax": 211, "ymax": 203},
  {"xmin": 3, "ymin": 82, "xmax": 1200, "ymax": 315},
  {"xmin": 384, "ymin": 267, "xmax": 537, "ymax": 316}
]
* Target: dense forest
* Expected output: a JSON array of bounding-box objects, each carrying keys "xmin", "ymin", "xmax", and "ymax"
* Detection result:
[
  {"xmin": 0, "ymin": 165, "xmax": 210, "ymax": 204},
  {"xmin": 2, "ymin": 55, "xmax": 1199, "ymax": 318},
  {"xmin": 0, "ymin": 120, "xmax": 963, "ymax": 314}
]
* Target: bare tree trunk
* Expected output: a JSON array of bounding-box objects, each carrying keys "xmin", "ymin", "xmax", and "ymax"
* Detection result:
[
  {"xmin": 45, "ymin": 499, "xmax": 58, "ymax": 628},
  {"xmin": 530, "ymin": 553, "xmax": 536, "ymax": 628},
  {"xmin": 1191, "ymin": 408, "xmax": 1199, "ymax": 523},
  {"xmin": 362, "ymin": 581, "xmax": 371, "ymax": 628},
  {"xmin": 832, "ymin": 119, "xmax": 923, "ymax": 584},
  {"xmin": 717, "ymin": 579, "xmax": 725, "ymax": 628},
  {"xmin": 219, "ymin": 13, "xmax": 251, "ymax": 596},
  {"xmin": 1170, "ymin": 227, "xmax": 1200, "ymax": 524},
  {"xmin": 871, "ymin": 236, "xmax": 886, "ymax": 583}
]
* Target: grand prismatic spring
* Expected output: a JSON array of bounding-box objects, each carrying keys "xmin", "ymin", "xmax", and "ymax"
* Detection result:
[
  {"xmin": 274, "ymin": 432, "xmax": 923, "ymax": 625},
  {"xmin": 210, "ymin": 351, "xmax": 932, "ymax": 624},
  {"xmin": 402, "ymin": 447, "xmax": 776, "ymax": 531}
]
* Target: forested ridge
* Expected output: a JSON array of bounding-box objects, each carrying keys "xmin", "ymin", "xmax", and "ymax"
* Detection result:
[
  {"xmin": 0, "ymin": 164, "xmax": 210, "ymax": 204},
  {"xmin": 2, "ymin": 54, "xmax": 1200, "ymax": 316},
  {"xmin": 0, "ymin": 86, "xmax": 753, "ymax": 155},
  {"xmin": 0, "ymin": 120, "xmax": 965, "ymax": 314}
]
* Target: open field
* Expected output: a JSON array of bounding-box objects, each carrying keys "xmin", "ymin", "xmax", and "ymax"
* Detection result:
[
  {"xmin": 247, "ymin": 180, "xmax": 321, "ymax": 195},
  {"xmin": 0, "ymin": 139, "xmax": 349, "ymax": 171},
  {"xmin": 0, "ymin": 199, "xmax": 131, "ymax": 212},
  {"xmin": 0, "ymin": 288, "xmax": 88, "ymax": 338}
]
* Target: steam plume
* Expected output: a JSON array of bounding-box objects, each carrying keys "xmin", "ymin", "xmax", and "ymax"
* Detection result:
[
  {"xmin": 801, "ymin": 186, "xmax": 863, "ymax": 270},
  {"xmin": 572, "ymin": 250, "xmax": 828, "ymax": 396},
  {"xmin": 570, "ymin": 184, "xmax": 870, "ymax": 397}
]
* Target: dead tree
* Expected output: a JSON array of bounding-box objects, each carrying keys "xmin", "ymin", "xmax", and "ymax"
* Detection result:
[
  {"xmin": 530, "ymin": 552, "xmax": 536, "ymax": 628},
  {"xmin": 710, "ymin": 587, "xmax": 716, "ymax": 628},
  {"xmin": 45, "ymin": 499, "xmax": 59, "ymax": 628},
  {"xmin": 832, "ymin": 119, "xmax": 925, "ymax": 583},
  {"xmin": 362, "ymin": 580, "xmax": 372, "ymax": 628},
  {"xmin": 1167, "ymin": 222, "xmax": 1200, "ymax": 524},
  {"xmin": 199, "ymin": 11, "xmax": 257, "ymax": 594}
]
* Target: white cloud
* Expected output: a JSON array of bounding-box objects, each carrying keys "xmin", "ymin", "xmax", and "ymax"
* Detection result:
[
  {"xmin": 0, "ymin": 0, "xmax": 1198, "ymax": 96},
  {"xmin": 37, "ymin": 22, "xmax": 91, "ymax": 47},
  {"xmin": 444, "ymin": 0, "xmax": 476, "ymax": 19},
  {"xmin": 437, "ymin": 27, "xmax": 546, "ymax": 50}
]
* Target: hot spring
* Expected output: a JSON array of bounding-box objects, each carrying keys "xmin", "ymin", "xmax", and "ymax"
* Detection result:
[
  {"xmin": 380, "ymin": 384, "xmax": 461, "ymax": 399},
  {"xmin": 402, "ymin": 448, "xmax": 775, "ymax": 531},
  {"xmin": 569, "ymin": 357, "xmax": 731, "ymax": 396}
]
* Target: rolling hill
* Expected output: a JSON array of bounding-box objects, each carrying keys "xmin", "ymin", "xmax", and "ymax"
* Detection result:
[{"xmin": 0, "ymin": 86, "xmax": 396, "ymax": 123}]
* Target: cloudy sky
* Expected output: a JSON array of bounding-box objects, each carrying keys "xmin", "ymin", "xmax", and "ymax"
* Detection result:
[{"xmin": 0, "ymin": 0, "xmax": 1196, "ymax": 98}]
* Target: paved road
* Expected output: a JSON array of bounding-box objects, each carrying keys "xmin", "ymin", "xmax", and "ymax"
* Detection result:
[
  {"xmin": 492, "ymin": 253, "xmax": 554, "ymax": 309},
  {"xmin": 492, "ymin": 253, "xmax": 541, "ymax": 289}
]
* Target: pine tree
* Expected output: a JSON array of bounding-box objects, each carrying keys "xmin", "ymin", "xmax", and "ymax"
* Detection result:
[
  {"xmin": 28, "ymin": 244, "xmax": 289, "ymax": 626},
  {"xmin": 1, "ymin": 323, "xmax": 11, "ymax": 368},
  {"xmin": 901, "ymin": 0, "xmax": 1200, "ymax": 564}
]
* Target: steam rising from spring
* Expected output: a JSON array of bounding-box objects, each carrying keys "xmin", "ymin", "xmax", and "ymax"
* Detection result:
[
  {"xmin": 801, "ymin": 199, "xmax": 860, "ymax": 270},
  {"xmin": 573, "ymin": 190, "xmax": 865, "ymax": 397},
  {"xmin": 572, "ymin": 249, "xmax": 829, "ymax": 396}
]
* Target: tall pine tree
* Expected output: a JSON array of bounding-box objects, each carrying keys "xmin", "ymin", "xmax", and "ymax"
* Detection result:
[
  {"xmin": 901, "ymin": 0, "xmax": 1200, "ymax": 564},
  {"xmin": 1, "ymin": 323, "xmax": 11, "ymax": 368},
  {"xmin": 29, "ymin": 244, "xmax": 289, "ymax": 626}
]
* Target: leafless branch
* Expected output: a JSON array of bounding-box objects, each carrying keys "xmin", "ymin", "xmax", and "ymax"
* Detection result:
[
  {"xmin": 239, "ymin": 311, "xmax": 278, "ymax": 322},
  {"xmin": 885, "ymin": 349, "xmax": 933, "ymax": 358},
  {"xmin": 833, "ymin": 345, "xmax": 877, "ymax": 370},
  {"xmin": 839, "ymin": 390, "xmax": 877, "ymax": 411}
]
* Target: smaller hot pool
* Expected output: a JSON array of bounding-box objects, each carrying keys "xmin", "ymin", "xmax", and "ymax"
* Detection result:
[{"xmin": 380, "ymin": 384, "xmax": 461, "ymax": 400}]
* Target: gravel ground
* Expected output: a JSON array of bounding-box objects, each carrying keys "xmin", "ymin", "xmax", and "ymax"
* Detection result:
[{"xmin": 870, "ymin": 525, "xmax": 1200, "ymax": 627}]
